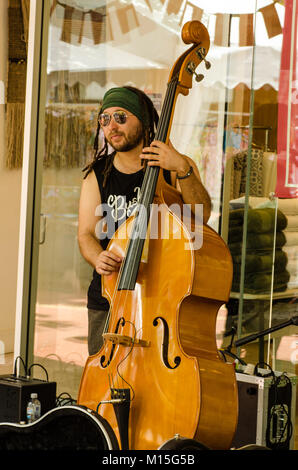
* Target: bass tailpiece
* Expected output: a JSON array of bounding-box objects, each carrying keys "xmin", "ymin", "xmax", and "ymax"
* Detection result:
[{"xmin": 111, "ymin": 388, "xmax": 131, "ymax": 450}]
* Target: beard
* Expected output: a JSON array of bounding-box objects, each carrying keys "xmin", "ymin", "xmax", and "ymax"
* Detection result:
[{"xmin": 107, "ymin": 122, "xmax": 143, "ymax": 152}]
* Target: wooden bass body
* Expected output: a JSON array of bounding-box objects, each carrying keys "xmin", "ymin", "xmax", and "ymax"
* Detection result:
[{"xmin": 78, "ymin": 184, "xmax": 238, "ymax": 450}]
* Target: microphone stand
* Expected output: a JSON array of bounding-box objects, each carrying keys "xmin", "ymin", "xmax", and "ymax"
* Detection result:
[
  {"xmin": 234, "ymin": 315, "xmax": 298, "ymax": 347},
  {"xmin": 222, "ymin": 316, "xmax": 298, "ymax": 365}
]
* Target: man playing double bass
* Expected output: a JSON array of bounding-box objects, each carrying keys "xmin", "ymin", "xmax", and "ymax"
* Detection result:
[{"xmin": 78, "ymin": 85, "xmax": 211, "ymax": 356}]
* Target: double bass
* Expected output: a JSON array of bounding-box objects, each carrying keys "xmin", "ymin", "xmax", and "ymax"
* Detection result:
[{"xmin": 78, "ymin": 21, "xmax": 238, "ymax": 451}]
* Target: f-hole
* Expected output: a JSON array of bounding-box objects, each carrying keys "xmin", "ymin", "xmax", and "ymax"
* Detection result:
[
  {"xmin": 100, "ymin": 317, "xmax": 126, "ymax": 368},
  {"xmin": 153, "ymin": 316, "xmax": 181, "ymax": 369}
]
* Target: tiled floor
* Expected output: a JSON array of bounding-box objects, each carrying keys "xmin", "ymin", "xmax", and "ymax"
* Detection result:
[{"xmin": 33, "ymin": 302, "xmax": 88, "ymax": 399}]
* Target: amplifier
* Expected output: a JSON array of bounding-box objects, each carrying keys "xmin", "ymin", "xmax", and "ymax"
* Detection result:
[
  {"xmin": 231, "ymin": 369, "xmax": 297, "ymax": 450},
  {"xmin": 0, "ymin": 375, "xmax": 57, "ymax": 423}
]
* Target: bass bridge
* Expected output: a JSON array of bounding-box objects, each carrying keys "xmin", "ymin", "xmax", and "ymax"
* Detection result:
[{"xmin": 103, "ymin": 333, "xmax": 150, "ymax": 348}]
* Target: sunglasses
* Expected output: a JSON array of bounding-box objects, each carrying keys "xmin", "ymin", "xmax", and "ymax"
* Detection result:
[{"xmin": 98, "ymin": 111, "xmax": 133, "ymax": 127}]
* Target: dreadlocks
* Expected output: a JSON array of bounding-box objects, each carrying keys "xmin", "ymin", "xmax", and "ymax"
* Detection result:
[{"xmin": 82, "ymin": 86, "xmax": 159, "ymax": 186}]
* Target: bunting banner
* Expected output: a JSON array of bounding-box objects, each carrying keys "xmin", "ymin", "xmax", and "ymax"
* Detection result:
[
  {"xmin": 239, "ymin": 14, "xmax": 254, "ymax": 47},
  {"xmin": 275, "ymin": 0, "xmax": 298, "ymax": 198},
  {"xmin": 90, "ymin": 11, "xmax": 105, "ymax": 44},
  {"xmin": 259, "ymin": 2, "xmax": 282, "ymax": 38},
  {"xmin": 166, "ymin": 0, "xmax": 184, "ymax": 16},
  {"xmin": 179, "ymin": 2, "xmax": 203, "ymax": 26},
  {"xmin": 60, "ymin": 5, "xmax": 75, "ymax": 43},
  {"xmin": 213, "ymin": 13, "xmax": 230, "ymax": 47},
  {"xmin": 116, "ymin": 4, "xmax": 139, "ymax": 35},
  {"xmin": 59, "ymin": 4, "xmax": 105, "ymax": 45},
  {"xmin": 54, "ymin": 0, "xmax": 283, "ymax": 47}
]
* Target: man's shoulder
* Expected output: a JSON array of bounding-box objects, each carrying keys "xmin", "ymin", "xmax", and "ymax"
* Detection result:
[
  {"xmin": 92, "ymin": 156, "xmax": 107, "ymax": 173},
  {"xmin": 92, "ymin": 153, "xmax": 115, "ymax": 174}
]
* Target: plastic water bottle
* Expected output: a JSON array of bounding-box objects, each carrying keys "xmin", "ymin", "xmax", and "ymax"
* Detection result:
[{"xmin": 26, "ymin": 393, "xmax": 41, "ymax": 423}]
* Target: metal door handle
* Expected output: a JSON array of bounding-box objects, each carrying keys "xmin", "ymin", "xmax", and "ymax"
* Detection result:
[{"xmin": 39, "ymin": 213, "xmax": 47, "ymax": 244}]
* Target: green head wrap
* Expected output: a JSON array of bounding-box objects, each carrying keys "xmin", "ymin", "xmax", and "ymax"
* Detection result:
[{"xmin": 101, "ymin": 87, "xmax": 150, "ymax": 126}]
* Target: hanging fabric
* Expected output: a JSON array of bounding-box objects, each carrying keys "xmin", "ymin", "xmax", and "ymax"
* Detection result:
[{"xmin": 5, "ymin": 0, "xmax": 30, "ymax": 169}]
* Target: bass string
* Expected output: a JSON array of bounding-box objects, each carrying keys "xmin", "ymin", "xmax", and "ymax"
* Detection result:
[
  {"xmin": 156, "ymin": 77, "xmax": 178, "ymax": 142},
  {"xmin": 97, "ymin": 213, "xmax": 133, "ymax": 394},
  {"xmin": 107, "ymin": 77, "xmax": 179, "ymax": 370},
  {"xmin": 115, "ymin": 319, "xmax": 137, "ymax": 401},
  {"xmin": 104, "ymin": 81, "xmax": 174, "ymax": 326},
  {"xmin": 101, "ymin": 218, "xmax": 141, "ymax": 394},
  {"xmin": 102, "ymin": 190, "xmax": 147, "ymax": 332},
  {"xmin": 101, "ymin": 79, "xmax": 179, "ymax": 392},
  {"xmin": 107, "ymin": 80, "xmax": 179, "ymax": 390},
  {"xmin": 122, "ymin": 78, "xmax": 179, "ymax": 292}
]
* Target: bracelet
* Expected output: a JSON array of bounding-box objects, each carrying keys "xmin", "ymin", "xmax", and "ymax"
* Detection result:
[{"xmin": 176, "ymin": 165, "xmax": 193, "ymax": 180}]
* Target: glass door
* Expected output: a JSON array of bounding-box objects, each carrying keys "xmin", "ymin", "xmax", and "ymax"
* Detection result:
[
  {"xmin": 32, "ymin": 2, "xmax": 101, "ymax": 397},
  {"xmin": 31, "ymin": 0, "xmax": 181, "ymax": 399}
]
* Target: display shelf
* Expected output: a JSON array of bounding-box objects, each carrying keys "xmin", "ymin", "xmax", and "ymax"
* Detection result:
[{"xmin": 230, "ymin": 288, "xmax": 298, "ymax": 301}]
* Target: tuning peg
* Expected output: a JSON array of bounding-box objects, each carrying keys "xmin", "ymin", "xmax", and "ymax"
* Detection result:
[
  {"xmin": 204, "ymin": 59, "xmax": 211, "ymax": 70},
  {"xmin": 196, "ymin": 48, "xmax": 211, "ymax": 70},
  {"xmin": 187, "ymin": 61, "xmax": 205, "ymax": 82},
  {"xmin": 194, "ymin": 73, "xmax": 204, "ymax": 82}
]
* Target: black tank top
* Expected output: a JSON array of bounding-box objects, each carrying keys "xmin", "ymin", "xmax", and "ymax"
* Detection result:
[{"xmin": 87, "ymin": 154, "xmax": 172, "ymax": 310}]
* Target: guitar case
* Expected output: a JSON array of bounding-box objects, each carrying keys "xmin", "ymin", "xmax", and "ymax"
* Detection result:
[
  {"xmin": 0, "ymin": 405, "xmax": 119, "ymax": 451},
  {"xmin": 158, "ymin": 436, "xmax": 209, "ymax": 450}
]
